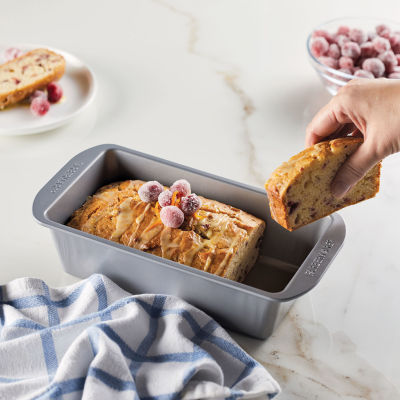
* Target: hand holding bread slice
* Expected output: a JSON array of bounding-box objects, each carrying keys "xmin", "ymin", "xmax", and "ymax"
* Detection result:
[{"xmin": 265, "ymin": 137, "xmax": 381, "ymax": 231}]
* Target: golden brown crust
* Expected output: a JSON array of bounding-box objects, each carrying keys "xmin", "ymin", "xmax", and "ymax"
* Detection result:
[
  {"xmin": 68, "ymin": 180, "xmax": 266, "ymax": 281},
  {"xmin": 265, "ymin": 138, "xmax": 381, "ymax": 231},
  {"xmin": 0, "ymin": 48, "xmax": 65, "ymax": 109}
]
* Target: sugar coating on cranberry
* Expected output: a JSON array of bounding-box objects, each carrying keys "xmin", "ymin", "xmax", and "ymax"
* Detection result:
[
  {"xmin": 4, "ymin": 47, "xmax": 22, "ymax": 62},
  {"xmin": 158, "ymin": 190, "xmax": 173, "ymax": 207},
  {"xmin": 47, "ymin": 82, "xmax": 63, "ymax": 103},
  {"xmin": 349, "ymin": 28, "xmax": 367, "ymax": 45},
  {"xmin": 389, "ymin": 34, "xmax": 400, "ymax": 48},
  {"xmin": 30, "ymin": 97, "xmax": 50, "ymax": 116},
  {"xmin": 372, "ymin": 36, "xmax": 390, "ymax": 53},
  {"xmin": 376, "ymin": 24, "xmax": 391, "ymax": 38},
  {"xmin": 360, "ymin": 42, "xmax": 376, "ymax": 58},
  {"xmin": 160, "ymin": 206, "xmax": 184, "ymax": 228},
  {"xmin": 368, "ymin": 31, "xmax": 377, "ymax": 41},
  {"xmin": 341, "ymin": 42, "xmax": 361, "ymax": 59},
  {"xmin": 339, "ymin": 56, "xmax": 354, "ymax": 69},
  {"xmin": 354, "ymin": 69, "xmax": 374, "ymax": 79},
  {"xmin": 29, "ymin": 90, "xmax": 47, "ymax": 102},
  {"xmin": 376, "ymin": 24, "xmax": 389, "ymax": 35},
  {"xmin": 180, "ymin": 193, "xmax": 202, "ymax": 216},
  {"xmin": 362, "ymin": 58, "xmax": 385, "ymax": 77},
  {"xmin": 312, "ymin": 30, "xmax": 334, "ymax": 43},
  {"xmin": 327, "ymin": 44, "xmax": 340, "ymax": 59},
  {"xmin": 336, "ymin": 34, "xmax": 350, "ymax": 48},
  {"xmin": 138, "ymin": 181, "xmax": 163, "ymax": 203},
  {"xmin": 379, "ymin": 50, "xmax": 398, "ymax": 71},
  {"xmin": 389, "ymin": 72, "xmax": 400, "ymax": 79},
  {"xmin": 310, "ymin": 37, "xmax": 329, "ymax": 58},
  {"xmin": 337, "ymin": 26, "xmax": 350, "ymax": 36},
  {"xmin": 170, "ymin": 179, "xmax": 191, "ymax": 197},
  {"xmin": 319, "ymin": 56, "xmax": 338, "ymax": 69}
]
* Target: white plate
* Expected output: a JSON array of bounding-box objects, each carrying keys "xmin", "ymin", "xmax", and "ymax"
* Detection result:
[{"xmin": 0, "ymin": 44, "xmax": 97, "ymax": 136}]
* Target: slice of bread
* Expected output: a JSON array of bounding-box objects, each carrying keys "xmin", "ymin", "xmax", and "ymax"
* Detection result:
[
  {"xmin": 265, "ymin": 137, "xmax": 381, "ymax": 231},
  {"xmin": 0, "ymin": 48, "xmax": 65, "ymax": 109}
]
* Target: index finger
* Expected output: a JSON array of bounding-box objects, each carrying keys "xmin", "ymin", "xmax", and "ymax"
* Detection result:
[{"xmin": 305, "ymin": 99, "xmax": 351, "ymax": 147}]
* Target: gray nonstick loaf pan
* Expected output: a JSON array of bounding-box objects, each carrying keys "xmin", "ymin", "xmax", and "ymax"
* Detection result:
[{"xmin": 33, "ymin": 144, "xmax": 346, "ymax": 339}]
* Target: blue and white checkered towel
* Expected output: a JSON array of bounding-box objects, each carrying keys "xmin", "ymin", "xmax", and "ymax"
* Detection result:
[{"xmin": 0, "ymin": 274, "xmax": 280, "ymax": 400}]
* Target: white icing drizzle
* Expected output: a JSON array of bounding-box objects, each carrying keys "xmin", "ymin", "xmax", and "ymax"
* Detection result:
[
  {"xmin": 94, "ymin": 191, "xmax": 116, "ymax": 203},
  {"xmin": 111, "ymin": 198, "xmax": 136, "ymax": 240},
  {"xmin": 160, "ymin": 228, "xmax": 182, "ymax": 259}
]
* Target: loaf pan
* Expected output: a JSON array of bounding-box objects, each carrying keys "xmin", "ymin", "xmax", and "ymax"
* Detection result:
[{"xmin": 33, "ymin": 144, "xmax": 345, "ymax": 339}]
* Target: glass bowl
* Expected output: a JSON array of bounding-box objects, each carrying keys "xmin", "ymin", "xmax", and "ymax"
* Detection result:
[{"xmin": 307, "ymin": 17, "xmax": 400, "ymax": 95}]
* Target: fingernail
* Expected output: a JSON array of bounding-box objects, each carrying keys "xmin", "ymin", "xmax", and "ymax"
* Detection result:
[{"xmin": 331, "ymin": 181, "xmax": 351, "ymax": 198}]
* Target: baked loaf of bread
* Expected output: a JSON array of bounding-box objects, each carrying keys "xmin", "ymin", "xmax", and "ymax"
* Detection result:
[
  {"xmin": 0, "ymin": 48, "xmax": 65, "ymax": 109},
  {"xmin": 68, "ymin": 180, "xmax": 266, "ymax": 282},
  {"xmin": 265, "ymin": 138, "xmax": 381, "ymax": 231}
]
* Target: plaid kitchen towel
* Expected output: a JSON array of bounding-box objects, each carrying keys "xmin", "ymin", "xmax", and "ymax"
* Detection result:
[{"xmin": 0, "ymin": 274, "xmax": 280, "ymax": 399}]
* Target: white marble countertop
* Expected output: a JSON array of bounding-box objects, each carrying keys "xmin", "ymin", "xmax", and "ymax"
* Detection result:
[{"xmin": 1, "ymin": 1, "xmax": 400, "ymax": 398}]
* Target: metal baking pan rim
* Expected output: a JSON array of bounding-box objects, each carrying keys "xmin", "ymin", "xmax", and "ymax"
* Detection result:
[{"xmin": 33, "ymin": 143, "xmax": 346, "ymax": 302}]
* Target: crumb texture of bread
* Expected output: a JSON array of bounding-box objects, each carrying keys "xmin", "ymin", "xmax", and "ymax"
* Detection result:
[
  {"xmin": 67, "ymin": 180, "xmax": 266, "ymax": 282},
  {"xmin": 265, "ymin": 138, "xmax": 381, "ymax": 231},
  {"xmin": 0, "ymin": 48, "xmax": 65, "ymax": 109}
]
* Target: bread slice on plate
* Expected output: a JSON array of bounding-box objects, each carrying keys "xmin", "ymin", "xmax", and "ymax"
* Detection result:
[
  {"xmin": 0, "ymin": 48, "xmax": 65, "ymax": 109},
  {"xmin": 265, "ymin": 137, "xmax": 381, "ymax": 231}
]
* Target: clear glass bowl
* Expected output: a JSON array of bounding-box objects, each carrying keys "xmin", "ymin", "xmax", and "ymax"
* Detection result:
[{"xmin": 307, "ymin": 17, "xmax": 400, "ymax": 95}]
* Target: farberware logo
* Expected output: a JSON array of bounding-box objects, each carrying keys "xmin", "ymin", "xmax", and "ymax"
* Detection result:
[
  {"xmin": 50, "ymin": 162, "xmax": 84, "ymax": 193},
  {"xmin": 305, "ymin": 239, "xmax": 334, "ymax": 277}
]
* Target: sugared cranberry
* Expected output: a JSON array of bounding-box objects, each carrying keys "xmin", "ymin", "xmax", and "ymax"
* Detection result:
[
  {"xmin": 138, "ymin": 181, "xmax": 163, "ymax": 203},
  {"xmin": 327, "ymin": 43, "xmax": 340, "ymax": 59},
  {"xmin": 372, "ymin": 36, "xmax": 391, "ymax": 53},
  {"xmin": 312, "ymin": 30, "xmax": 334, "ymax": 43},
  {"xmin": 341, "ymin": 42, "xmax": 361, "ymax": 59},
  {"xmin": 360, "ymin": 42, "xmax": 376, "ymax": 58},
  {"xmin": 388, "ymin": 72, "xmax": 400, "ymax": 79},
  {"xmin": 337, "ymin": 26, "xmax": 350, "ymax": 36},
  {"xmin": 160, "ymin": 206, "xmax": 184, "ymax": 228},
  {"xmin": 378, "ymin": 50, "xmax": 398, "ymax": 72},
  {"xmin": 354, "ymin": 69, "xmax": 374, "ymax": 79},
  {"xmin": 310, "ymin": 37, "xmax": 329, "ymax": 58},
  {"xmin": 349, "ymin": 28, "xmax": 367, "ymax": 44},
  {"xmin": 389, "ymin": 34, "xmax": 400, "ymax": 48},
  {"xmin": 336, "ymin": 34, "xmax": 350, "ymax": 48},
  {"xmin": 368, "ymin": 31, "xmax": 377, "ymax": 41},
  {"xmin": 319, "ymin": 56, "xmax": 338, "ymax": 69},
  {"xmin": 158, "ymin": 190, "xmax": 173, "ymax": 207},
  {"xmin": 376, "ymin": 24, "xmax": 391, "ymax": 38},
  {"xmin": 4, "ymin": 47, "xmax": 22, "ymax": 62},
  {"xmin": 30, "ymin": 97, "xmax": 50, "ymax": 116},
  {"xmin": 180, "ymin": 194, "xmax": 202, "ymax": 216},
  {"xmin": 170, "ymin": 179, "xmax": 191, "ymax": 197},
  {"xmin": 362, "ymin": 58, "xmax": 385, "ymax": 77},
  {"xmin": 47, "ymin": 82, "xmax": 63, "ymax": 103},
  {"xmin": 339, "ymin": 56, "xmax": 354, "ymax": 70}
]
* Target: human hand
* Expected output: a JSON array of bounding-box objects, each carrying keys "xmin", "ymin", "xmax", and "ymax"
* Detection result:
[{"xmin": 306, "ymin": 78, "xmax": 400, "ymax": 197}]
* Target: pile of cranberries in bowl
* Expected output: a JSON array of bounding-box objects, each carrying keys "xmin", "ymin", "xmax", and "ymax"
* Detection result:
[
  {"xmin": 138, "ymin": 179, "xmax": 202, "ymax": 229},
  {"xmin": 307, "ymin": 19, "xmax": 400, "ymax": 95}
]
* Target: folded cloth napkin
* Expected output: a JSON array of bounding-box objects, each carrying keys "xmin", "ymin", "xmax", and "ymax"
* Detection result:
[{"xmin": 0, "ymin": 274, "xmax": 280, "ymax": 400}]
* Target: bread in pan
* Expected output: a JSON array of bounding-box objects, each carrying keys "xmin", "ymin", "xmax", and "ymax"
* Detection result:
[
  {"xmin": 0, "ymin": 48, "xmax": 65, "ymax": 109},
  {"xmin": 68, "ymin": 180, "xmax": 266, "ymax": 282},
  {"xmin": 265, "ymin": 137, "xmax": 381, "ymax": 231}
]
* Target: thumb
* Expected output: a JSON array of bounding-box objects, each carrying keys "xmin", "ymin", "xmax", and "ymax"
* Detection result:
[{"xmin": 331, "ymin": 141, "xmax": 379, "ymax": 198}]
